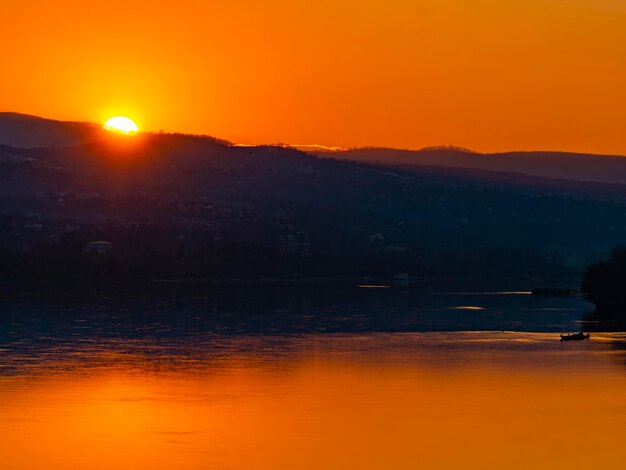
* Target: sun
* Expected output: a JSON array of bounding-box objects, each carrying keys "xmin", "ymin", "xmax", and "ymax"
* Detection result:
[{"xmin": 103, "ymin": 116, "xmax": 139, "ymax": 134}]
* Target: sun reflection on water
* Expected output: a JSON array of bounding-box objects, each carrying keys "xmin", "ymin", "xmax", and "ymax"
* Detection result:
[{"xmin": 1, "ymin": 333, "xmax": 626, "ymax": 469}]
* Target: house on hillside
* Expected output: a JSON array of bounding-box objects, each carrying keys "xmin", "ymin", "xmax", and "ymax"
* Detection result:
[{"xmin": 83, "ymin": 241, "xmax": 113, "ymax": 255}]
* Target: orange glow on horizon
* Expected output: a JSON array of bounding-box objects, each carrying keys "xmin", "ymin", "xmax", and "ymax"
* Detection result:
[{"xmin": 2, "ymin": 1, "xmax": 626, "ymax": 154}]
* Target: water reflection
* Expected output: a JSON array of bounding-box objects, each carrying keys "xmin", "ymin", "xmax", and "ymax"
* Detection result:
[
  {"xmin": 2, "ymin": 332, "xmax": 626, "ymax": 469},
  {"xmin": 3, "ymin": 283, "xmax": 625, "ymax": 469},
  {"xmin": 0, "ymin": 281, "xmax": 592, "ymax": 340}
]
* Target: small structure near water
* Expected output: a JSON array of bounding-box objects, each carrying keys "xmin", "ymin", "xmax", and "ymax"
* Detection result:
[
  {"xmin": 531, "ymin": 287, "xmax": 581, "ymax": 297},
  {"xmin": 83, "ymin": 241, "xmax": 113, "ymax": 255},
  {"xmin": 393, "ymin": 273, "xmax": 410, "ymax": 286}
]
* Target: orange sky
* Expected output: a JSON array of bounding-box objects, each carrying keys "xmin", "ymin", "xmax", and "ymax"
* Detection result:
[{"xmin": 2, "ymin": 0, "xmax": 625, "ymax": 153}]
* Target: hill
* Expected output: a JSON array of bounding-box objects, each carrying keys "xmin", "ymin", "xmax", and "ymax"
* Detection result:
[
  {"xmin": 0, "ymin": 112, "xmax": 106, "ymax": 148},
  {"xmin": 327, "ymin": 147, "xmax": 626, "ymax": 185},
  {"xmin": 2, "ymin": 113, "xmax": 626, "ymax": 280}
]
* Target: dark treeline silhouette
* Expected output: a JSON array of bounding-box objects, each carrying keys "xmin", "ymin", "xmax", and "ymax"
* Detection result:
[
  {"xmin": 582, "ymin": 246, "xmax": 626, "ymax": 314},
  {"xmin": 0, "ymin": 216, "xmax": 571, "ymax": 281}
]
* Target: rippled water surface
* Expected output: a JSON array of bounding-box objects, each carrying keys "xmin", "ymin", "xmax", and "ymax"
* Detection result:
[{"xmin": 1, "ymin": 283, "xmax": 625, "ymax": 469}]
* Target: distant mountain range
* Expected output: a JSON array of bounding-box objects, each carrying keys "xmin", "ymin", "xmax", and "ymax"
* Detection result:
[
  {"xmin": 1, "ymin": 112, "xmax": 626, "ymax": 279},
  {"xmin": 3, "ymin": 112, "xmax": 626, "ymax": 185},
  {"xmin": 314, "ymin": 147, "xmax": 626, "ymax": 185}
]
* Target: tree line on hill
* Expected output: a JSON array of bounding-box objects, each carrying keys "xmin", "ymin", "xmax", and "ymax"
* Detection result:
[{"xmin": 582, "ymin": 246, "xmax": 626, "ymax": 314}]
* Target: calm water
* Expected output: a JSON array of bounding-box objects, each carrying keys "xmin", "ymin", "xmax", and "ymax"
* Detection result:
[{"xmin": 1, "ymin": 282, "xmax": 626, "ymax": 469}]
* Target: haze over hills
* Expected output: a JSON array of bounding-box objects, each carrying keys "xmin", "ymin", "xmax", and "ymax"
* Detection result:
[{"xmin": 2, "ymin": 112, "xmax": 626, "ymax": 280}]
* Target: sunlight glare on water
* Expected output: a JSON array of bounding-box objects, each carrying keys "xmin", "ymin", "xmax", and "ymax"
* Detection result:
[
  {"xmin": 2, "ymin": 332, "xmax": 626, "ymax": 469},
  {"xmin": 0, "ymin": 285, "xmax": 622, "ymax": 469}
]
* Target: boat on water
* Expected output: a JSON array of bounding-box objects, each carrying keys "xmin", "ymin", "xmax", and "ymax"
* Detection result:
[{"xmin": 560, "ymin": 332, "xmax": 590, "ymax": 341}]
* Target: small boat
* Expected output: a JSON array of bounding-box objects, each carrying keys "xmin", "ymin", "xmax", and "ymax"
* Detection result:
[{"xmin": 560, "ymin": 332, "xmax": 590, "ymax": 341}]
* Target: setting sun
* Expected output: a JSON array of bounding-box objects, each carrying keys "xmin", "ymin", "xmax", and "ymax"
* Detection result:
[{"xmin": 103, "ymin": 116, "xmax": 139, "ymax": 135}]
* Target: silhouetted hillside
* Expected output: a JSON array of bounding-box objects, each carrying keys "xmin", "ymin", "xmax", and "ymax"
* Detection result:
[
  {"xmin": 330, "ymin": 147, "xmax": 626, "ymax": 185},
  {"xmin": 0, "ymin": 113, "xmax": 106, "ymax": 148},
  {"xmin": 3, "ymin": 114, "xmax": 626, "ymax": 280}
]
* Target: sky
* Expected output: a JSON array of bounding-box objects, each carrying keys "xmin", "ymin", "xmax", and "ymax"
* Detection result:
[{"xmin": 1, "ymin": 0, "xmax": 625, "ymax": 153}]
